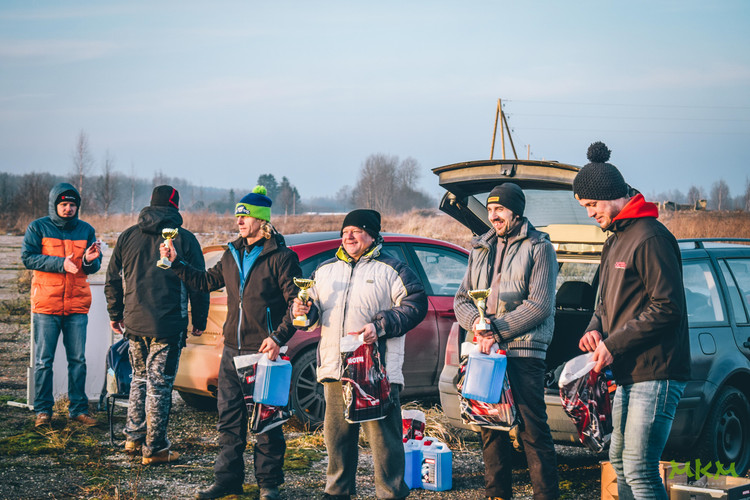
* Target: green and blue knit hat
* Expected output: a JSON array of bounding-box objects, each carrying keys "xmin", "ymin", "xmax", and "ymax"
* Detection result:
[{"xmin": 235, "ymin": 185, "xmax": 272, "ymax": 221}]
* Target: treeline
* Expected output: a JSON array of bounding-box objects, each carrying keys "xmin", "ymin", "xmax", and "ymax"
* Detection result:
[
  {"xmin": 0, "ymin": 133, "xmax": 435, "ymax": 234},
  {"xmin": 648, "ymin": 178, "xmax": 750, "ymax": 212}
]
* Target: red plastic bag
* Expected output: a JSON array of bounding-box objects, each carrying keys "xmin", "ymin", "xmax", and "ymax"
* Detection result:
[
  {"xmin": 340, "ymin": 334, "xmax": 392, "ymax": 423},
  {"xmin": 402, "ymin": 409, "xmax": 426, "ymax": 441},
  {"xmin": 234, "ymin": 353, "xmax": 291, "ymax": 434},
  {"xmin": 456, "ymin": 342, "xmax": 517, "ymax": 429},
  {"xmin": 558, "ymin": 353, "xmax": 612, "ymax": 453}
]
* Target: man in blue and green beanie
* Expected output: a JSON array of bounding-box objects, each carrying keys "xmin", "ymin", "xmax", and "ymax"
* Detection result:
[{"xmin": 162, "ymin": 185, "xmax": 302, "ymax": 500}]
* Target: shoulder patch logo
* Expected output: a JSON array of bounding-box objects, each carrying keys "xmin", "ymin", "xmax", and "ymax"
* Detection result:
[{"xmin": 615, "ymin": 261, "xmax": 626, "ymax": 269}]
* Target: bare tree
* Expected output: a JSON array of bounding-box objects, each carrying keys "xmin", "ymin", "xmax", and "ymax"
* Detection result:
[
  {"xmin": 71, "ymin": 130, "xmax": 93, "ymax": 204},
  {"xmin": 277, "ymin": 176, "xmax": 300, "ymax": 217},
  {"xmin": 710, "ymin": 179, "xmax": 731, "ymax": 211},
  {"xmin": 130, "ymin": 163, "xmax": 137, "ymax": 214},
  {"xmin": 744, "ymin": 178, "xmax": 750, "ymax": 212},
  {"xmin": 354, "ymin": 154, "xmax": 432, "ymax": 214},
  {"xmin": 15, "ymin": 173, "xmax": 55, "ymax": 221},
  {"xmin": 96, "ymin": 150, "xmax": 118, "ymax": 217},
  {"xmin": 687, "ymin": 185, "xmax": 703, "ymax": 207}
]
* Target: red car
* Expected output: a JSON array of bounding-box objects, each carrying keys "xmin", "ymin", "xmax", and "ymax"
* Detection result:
[{"xmin": 174, "ymin": 230, "xmax": 469, "ymax": 427}]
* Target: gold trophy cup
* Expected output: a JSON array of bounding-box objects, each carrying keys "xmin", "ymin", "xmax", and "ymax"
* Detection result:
[
  {"xmin": 468, "ymin": 288, "xmax": 492, "ymax": 332},
  {"xmin": 156, "ymin": 228, "xmax": 179, "ymax": 269},
  {"xmin": 293, "ymin": 277, "xmax": 316, "ymax": 327}
]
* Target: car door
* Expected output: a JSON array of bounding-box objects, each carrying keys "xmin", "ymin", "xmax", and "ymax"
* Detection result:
[
  {"xmin": 403, "ymin": 243, "xmax": 469, "ymax": 390},
  {"xmin": 718, "ymin": 258, "xmax": 750, "ymax": 362}
]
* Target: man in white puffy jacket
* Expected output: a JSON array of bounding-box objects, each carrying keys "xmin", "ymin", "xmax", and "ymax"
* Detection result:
[{"xmin": 292, "ymin": 209, "xmax": 427, "ymax": 500}]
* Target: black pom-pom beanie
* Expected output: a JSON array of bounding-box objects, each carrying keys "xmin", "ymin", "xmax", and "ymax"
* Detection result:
[{"xmin": 573, "ymin": 141, "xmax": 629, "ymax": 201}]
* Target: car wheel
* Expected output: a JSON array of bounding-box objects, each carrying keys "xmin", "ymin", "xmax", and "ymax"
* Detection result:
[
  {"xmin": 178, "ymin": 390, "xmax": 218, "ymax": 411},
  {"xmin": 290, "ymin": 348, "xmax": 325, "ymax": 429},
  {"xmin": 696, "ymin": 387, "xmax": 750, "ymax": 476}
]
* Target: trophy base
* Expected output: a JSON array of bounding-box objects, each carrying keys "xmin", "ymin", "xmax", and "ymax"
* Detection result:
[
  {"xmin": 156, "ymin": 258, "xmax": 172, "ymax": 269},
  {"xmin": 292, "ymin": 317, "xmax": 310, "ymax": 328},
  {"xmin": 475, "ymin": 322, "xmax": 490, "ymax": 331}
]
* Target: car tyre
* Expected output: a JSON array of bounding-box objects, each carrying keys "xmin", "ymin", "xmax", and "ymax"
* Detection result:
[
  {"xmin": 290, "ymin": 348, "xmax": 325, "ymax": 429},
  {"xmin": 178, "ymin": 390, "xmax": 218, "ymax": 411},
  {"xmin": 695, "ymin": 386, "xmax": 750, "ymax": 476}
]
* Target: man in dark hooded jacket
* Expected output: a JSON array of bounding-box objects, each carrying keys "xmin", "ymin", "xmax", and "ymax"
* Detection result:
[
  {"xmin": 105, "ymin": 185, "xmax": 209, "ymax": 465},
  {"xmin": 574, "ymin": 142, "xmax": 689, "ymax": 500},
  {"xmin": 22, "ymin": 182, "xmax": 102, "ymax": 428}
]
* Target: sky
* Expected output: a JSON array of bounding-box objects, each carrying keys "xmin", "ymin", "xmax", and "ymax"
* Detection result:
[{"xmin": 1, "ymin": 1, "xmax": 749, "ymax": 202}]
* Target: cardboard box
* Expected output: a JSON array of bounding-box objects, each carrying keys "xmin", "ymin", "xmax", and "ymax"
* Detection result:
[
  {"xmin": 601, "ymin": 461, "xmax": 688, "ymax": 500},
  {"xmin": 670, "ymin": 476, "xmax": 750, "ymax": 500}
]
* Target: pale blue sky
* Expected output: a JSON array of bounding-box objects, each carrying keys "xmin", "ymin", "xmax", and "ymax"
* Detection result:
[{"xmin": 1, "ymin": 1, "xmax": 748, "ymax": 201}]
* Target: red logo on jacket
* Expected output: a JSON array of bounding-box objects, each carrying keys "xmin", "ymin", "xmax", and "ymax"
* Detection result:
[{"xmin": 615, "ymin": 262, "xmax": 626, "ymax": 269}]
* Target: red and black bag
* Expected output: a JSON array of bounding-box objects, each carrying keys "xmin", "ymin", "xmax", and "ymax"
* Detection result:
[
  {"xmin": 456, "ymin": 344, "xmax": 517, "ymax": 429},
  {"xmin": 559, "ymin": 353, "xmax": 613, "ymax": 453},
  {"xmin": 340, "ymin": 334, "xmax": 392, "ymax": 423},
  {"xmin": 234, "ymin": 353, "xmax": 291, "ymax": 434}
]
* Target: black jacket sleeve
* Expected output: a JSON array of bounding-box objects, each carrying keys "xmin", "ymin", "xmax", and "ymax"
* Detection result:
[
  {"xmin": 179, "ymin": 231, "xmax": 210, "ymax": 332},
  {"xmin": 372, "ymin": 259, "xmax": 428, "ymax": 339},
  {"xmin": 271, "ymin": 250, "xmax": 304, "ymax": 346}
]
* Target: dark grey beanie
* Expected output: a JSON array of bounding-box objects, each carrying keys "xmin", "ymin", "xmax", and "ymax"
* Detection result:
[
  {"xmin": 486, "ymin": 182, "xmax": 525, "ymax": 216},
  {"xmin": 573, "ymin": 142, "xmax": 628, "ymax": 200}
]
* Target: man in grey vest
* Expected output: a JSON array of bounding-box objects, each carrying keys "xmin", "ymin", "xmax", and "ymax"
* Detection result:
[{"xmin": 454, "ymin": 183, "xmax": 559, "ymax": 500}]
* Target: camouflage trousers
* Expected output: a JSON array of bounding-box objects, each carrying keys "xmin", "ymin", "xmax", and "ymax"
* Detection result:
[{"xmin": 124, "ymin": 336, "xmax": 182, "ymax": 457}]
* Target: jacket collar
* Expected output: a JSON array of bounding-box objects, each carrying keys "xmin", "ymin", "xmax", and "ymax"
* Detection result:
[
  {"xmin": 472, "ymin": 217, "xmax": 530, "ymax": 251},
  {"xmin": 609, "ymin": 193, "xmax": 659, "ymax": 232},
  {"xmin": 336, "ymin": 242, "xmax": 382, "ymax": 264}
]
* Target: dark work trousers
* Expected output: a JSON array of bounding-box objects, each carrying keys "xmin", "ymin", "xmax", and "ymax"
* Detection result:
[
  {"xmin": 214, "ymin": 345, "xmax": 286, "ymax": 489},
  {"xmin": 480, "ymin": 357, "xmax": 559, "ymax": 500}
]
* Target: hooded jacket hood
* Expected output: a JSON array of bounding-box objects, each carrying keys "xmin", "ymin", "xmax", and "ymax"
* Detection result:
[
  {"xmin": 48, "ymin": 182, "xmax": 81, "ymax": 230},
  {"xmin": 137, "ymin": 205, "xmax": 183, "ymax": 235},
  {"xmin": 609, "ymin": 193, "xmax": 659, "ymax": 232}
]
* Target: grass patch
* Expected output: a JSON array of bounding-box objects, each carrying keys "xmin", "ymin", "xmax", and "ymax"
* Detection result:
[
  {"xmin": 0, "ymin": 421, "xmax": 99, "ymax": 457},
  {"xmin": 284, "ymin": 447, "xmax": 324, "ymax": 471},
  {"xmin": 0, "ymin": 297, "xmax": 29, "ymax": 324}
]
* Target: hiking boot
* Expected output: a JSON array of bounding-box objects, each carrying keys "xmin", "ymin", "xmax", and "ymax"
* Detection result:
[
  {"xmin": 321, "ymin": 494, "xmax": 350, "ymax": 500},
  {"xmin": 35, "ymin": 413, "xmax": 52, "ymax": 428},
  {"xmin": 142, "ymin": 449, "xmax": 180, "ymax": 465},
  {"xmin": 195, "ymin": 482, "xmax": 244, "ymax": 499},
  {"xmin": 71, "ymin": 413, "xmax": 98, "ymax": 427},
  {"xmin": 260, "ymin": 486, "xmax": 280, "ymax": 500},
  {"xmin": 124, "ymin": 440, "xmax": 143, "ymax": 455}
]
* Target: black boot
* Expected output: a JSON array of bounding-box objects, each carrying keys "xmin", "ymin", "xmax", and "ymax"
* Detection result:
[{"xmin": 195, "ymin": 482, "xmax": 244, "ymax": 499}]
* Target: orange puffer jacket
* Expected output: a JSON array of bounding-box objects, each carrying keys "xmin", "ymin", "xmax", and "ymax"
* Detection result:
[{"xmin": 21, "ymin": 183, "xmax": 101, "ymax": 315}]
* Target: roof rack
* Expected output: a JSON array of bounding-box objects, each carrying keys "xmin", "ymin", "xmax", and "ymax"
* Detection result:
[{"xmin": 678, "ymin": 238, "xmax": 750, "ymax": 249}]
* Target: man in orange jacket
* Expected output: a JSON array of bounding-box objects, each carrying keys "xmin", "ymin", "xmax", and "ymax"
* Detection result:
[{"xmin": 22, "ymin": 183, "xmax": 102, "ymax": 427}]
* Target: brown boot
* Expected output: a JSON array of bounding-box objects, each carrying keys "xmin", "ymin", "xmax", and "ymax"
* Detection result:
[
  {"xmin": 124, "ymin": 440, "xmax": 143, "ymax": 456},
  {"xmin": 35, "ymin": 413, "xmax": 52, "ymax": 428},
  {"xmin": 142, "ymin": 449, "xmax": 180, "ymax": 465},
  {"xmin": 71, "ymin": 413, "xmax": 98, "ymax": 427}
]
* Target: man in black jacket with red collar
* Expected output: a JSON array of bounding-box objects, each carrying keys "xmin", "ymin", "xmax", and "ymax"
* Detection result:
[{"xmin": 574, "ymin": 142, "xmax": 689, "ymax": 500}]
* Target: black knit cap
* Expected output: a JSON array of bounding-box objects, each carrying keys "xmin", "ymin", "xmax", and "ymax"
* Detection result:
[
  {"xmin": 150, "ymin": 185, "xmax": 180, "ymax": 209},
  {"xmin": 341, "ymin": 209, "xmax": 381, "ymax": 239},
  {"xmin": 55, "ymin": 189, "xmax": 80, "ymax": 207},
  {"xmin": 486, "ymin": 182, "xmax": 525, "ymax": 217},
  {"xmin": 573, "ymin": 142, "xmax": 629, "ymax": 200}
]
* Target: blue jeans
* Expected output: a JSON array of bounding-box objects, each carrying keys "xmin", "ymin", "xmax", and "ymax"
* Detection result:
[
  {"xmin": 610, "ymin": 379, "xmax": 686, "ymax": 500},
  {"xmin": 33, "ymin": 312, "xmax": 89, "ymax": 417}
]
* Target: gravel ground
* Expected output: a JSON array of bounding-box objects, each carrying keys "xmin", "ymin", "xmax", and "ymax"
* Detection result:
[{"xmin": 0, "ymin": 234, "xmax": 604, "ymax": 499}]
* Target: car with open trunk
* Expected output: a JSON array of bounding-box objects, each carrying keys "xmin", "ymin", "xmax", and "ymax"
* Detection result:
[{"xmin": 433, "ymin": 158, "xmax": 750, "ymax": 475}]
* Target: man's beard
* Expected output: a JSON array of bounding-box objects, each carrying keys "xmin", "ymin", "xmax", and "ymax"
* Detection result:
[{"xmin": 493, "ymin": 216, "xmax": 518, "ymax": 237}]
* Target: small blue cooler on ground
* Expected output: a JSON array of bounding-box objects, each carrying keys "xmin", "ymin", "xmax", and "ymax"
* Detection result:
[
  {"xmin": 253, "ymin": 357, "xmax": 292, "ymax": 406},
  {"xmin": 403, "ymin": 439, "xmax": 423, "ymax": 489},
  {"xmin": 462, "ymin": 349, "xmax": 507, "ymax": 403},
  {"xmin": 420, "ymin": 439, "xmax": 452, "ymax": 491}
]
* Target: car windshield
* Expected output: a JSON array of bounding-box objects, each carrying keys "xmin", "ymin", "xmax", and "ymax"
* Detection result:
[{"xmin": 476, "ymin": 189, "xmax": 598, "ymax": 227}]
